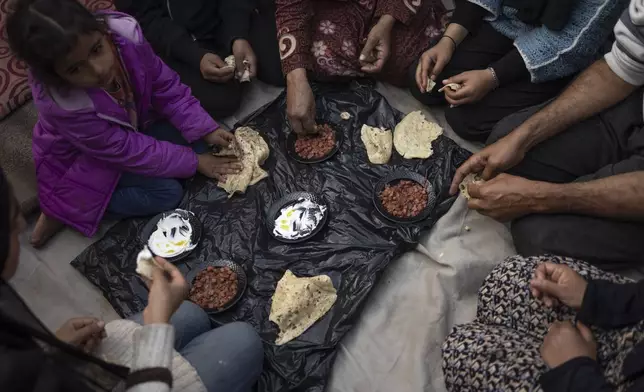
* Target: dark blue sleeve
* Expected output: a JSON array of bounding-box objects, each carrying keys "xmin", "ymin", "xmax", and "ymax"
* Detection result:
[{"xmin": 540, "ymin": 357, "xmax": 615, "ymax": 392}]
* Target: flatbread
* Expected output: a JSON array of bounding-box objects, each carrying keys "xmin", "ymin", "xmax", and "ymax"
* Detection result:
[
  {"xmin": 425, "ymin": 77, "xmax": 436, "ymax": 93},
  {"xmin": 269, "ymin": 270, "xmax": 337, "ymax": 345},
  {"xmin": 224, "ymin": 55, "xmax": 236, "ymax": 68},
  {"xmin": 360, "ymin": 124, "xmax": 392, "ymax": 164},
  {"xmin": 135, "ymin": 247, "xmax": 160, "ymax": 280},
  {"xmin": 459, "ymin": 173, "xmax": 484, "ymax": 200},
  {"xmin": 438, "ymin": 83, "xmax": 462, "ymax": 93},
  {"xmin": 393, "ymin": 111, "xmax": 443, "ymax": 159},
  {"xmin": 214, "ymin": 127, "xmax": 269, "ymax": 197}
]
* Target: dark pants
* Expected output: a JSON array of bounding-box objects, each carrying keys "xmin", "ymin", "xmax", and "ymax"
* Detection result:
[
  {"xmin": 488, "ymin": 90, "xmax": 644, "ymax": 270},
  {"xmin": 161, "ymin": 7, "xmax": 283, "ymax": 120},
  {"xmin": 105, "ymin": 121, "xmax": 206, "ymax": 219},
  {"xmin": 407, "ymin": 23, "xmax": 572, "ymax": 142}
]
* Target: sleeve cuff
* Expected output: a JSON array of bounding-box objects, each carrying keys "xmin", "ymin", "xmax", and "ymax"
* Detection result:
[
  {"xmin": 131, "ymin": 324, "xmax": 175, "ymax": 371},
  {"xmin": 490, "ymin": 48, "xmax": 530, "ymax": 86},
  {"xmin": 539, "ymin": 357, "xmax": 605, "ymax": 392},
  {"xmin": 605, "ymin": 42, "xmax": 644, "ymax": 86}
]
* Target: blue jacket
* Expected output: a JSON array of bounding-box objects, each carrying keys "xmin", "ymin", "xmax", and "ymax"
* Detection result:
[{"xmin": 469, "ymin": 0, "xmax": 628, "ymax": 82}]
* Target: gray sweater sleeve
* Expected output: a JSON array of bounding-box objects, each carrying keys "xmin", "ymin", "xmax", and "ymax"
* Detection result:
[
  {"xmin": 127, "ymin": 324, "xmax": 175, "ymax": 392},
  {"xmin": 605, "ymin": 1, "xmax": 644, "ymax": 86}
]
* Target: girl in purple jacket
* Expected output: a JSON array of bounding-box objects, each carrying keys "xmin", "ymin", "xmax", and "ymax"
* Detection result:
[{"xmin": 7, "ymin": 0, "xmax": 241, "ymax": 246}]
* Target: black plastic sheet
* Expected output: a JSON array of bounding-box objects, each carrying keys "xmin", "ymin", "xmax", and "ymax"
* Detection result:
[{"xmin": 71, "ymin": 81, "xmax": 470, "ymax": 392}]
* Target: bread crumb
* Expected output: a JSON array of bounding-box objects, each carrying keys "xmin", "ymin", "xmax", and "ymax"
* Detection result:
[
  {"xmin": 340, "ymin": 112, "xmax": 351, "ymax": 120},
  {"xmin": 464, "ymin": 226, "xmax": 471, "ymax": 232}
]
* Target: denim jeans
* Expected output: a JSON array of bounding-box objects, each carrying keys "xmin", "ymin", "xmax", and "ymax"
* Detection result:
[
  {"xmin": 106, "ymin": 121, "xmax": 208, "ymax": 218},
  {"xmin": 130, "ymin": 301, "xmax": 263, "ymax": 392}
]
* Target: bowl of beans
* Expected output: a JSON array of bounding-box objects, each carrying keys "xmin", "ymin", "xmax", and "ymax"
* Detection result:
[
  {"xmin": 287, "ymin": 123, "xmax": 343, "ymax": 163},
  {"xmin": 186, "ymin": 259, "xmax": 247, "ymax": 314},
  {"xmin": 373, "ymin": 170, "xmax": 436, "ymax": 223}
]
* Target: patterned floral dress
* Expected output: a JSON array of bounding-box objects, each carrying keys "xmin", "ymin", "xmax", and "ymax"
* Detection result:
[
  {"xmin": 442, "ymin": 255, "xmax": 643, "ymax": 392},
  {"xmin": 275, "ymin": 0, "xmax": 447, "ymax": 86}
]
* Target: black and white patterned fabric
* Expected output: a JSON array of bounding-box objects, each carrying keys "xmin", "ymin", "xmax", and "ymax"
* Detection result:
[{"xmin": 442, "ymin": 255, "xmax": 644, "ymax": 392}]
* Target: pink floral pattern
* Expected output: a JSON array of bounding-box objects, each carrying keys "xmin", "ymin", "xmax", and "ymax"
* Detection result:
[
  {"xmin": 341, "ymin": 40, "xmax": 356, "ymax": 57},
  {"xmin": 318, "ymin": 20, "xmax": 336, "ymax": 35},
  {"xmin": 311, "ymin": 41, "xmax": 328, "ymax": 57}
]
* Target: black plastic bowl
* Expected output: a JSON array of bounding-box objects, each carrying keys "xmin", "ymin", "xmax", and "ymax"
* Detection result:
[
  {"xmin": 186, "ymin": 259, "xmax": 247, "ymax": 315},
  {"xmin": 266, "ymin": 192, "xmax": 329, "ymax": 243},
  {"xmin": 139, "ymin": 209, "xmax": 202, "ymax": 263},
  {"xmin": 286, "ymin": 124, "xmax": 344, "ymax": 164},
  {"xmin": 373, "ymin": 170, "xmax": 436, "ymax": 224}
]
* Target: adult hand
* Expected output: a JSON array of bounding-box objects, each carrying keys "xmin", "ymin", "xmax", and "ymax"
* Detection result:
[
  {"xmin": 197, "ymin": 154, "xmax": 242, "ymax": 181},
  {"xmin": 359, "ymin": 15, "xmax": 395, "ymax": 74},
  {"xmin": 541, "ymin": 321, "xmax": 597, "ymax": 368},
  {"xmin": 286, "ymin": 68, "xmax": 316, "ymax": 135},
  {"xmin": 415, "ymin": 37, "xmax": 455, "ymax": 93},
  {"xmin": 143, "ymin": 257, "xmax": 189, "ymax": 325},
  {"xmin": 200, "ymin": 53, "xmax": 235, "ymax": 83},
  {"xmin": 56, "ymin": 317, "xmax": 106, "ymax": 352},
  {"xmin": 449, "ymin": 132, "xmax": 528, "ymax": 194},
  {"xmin": 232, "ymin": 39, "xmax": 257, "ymax": 79},
  {"xmin": 204, "ymin": 128, "xmax": 236, "ymax": 149},
  {"xmin": 467, "ymin": 173, "xmax": 542, "ymax": 221},
  {"xmin": 530, "ymin": 262, "xmax": 588, "ymax": 309},
  {"xmin": 443, "ymin": 69, "xmax": 498, "ymax": 106}
]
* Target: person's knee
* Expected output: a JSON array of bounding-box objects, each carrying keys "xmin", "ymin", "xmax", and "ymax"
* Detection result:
[
  {"xmin": 171, "ymin": 301, "xmax": 211, "ymax": 331},
  {"xmin": 228, "ymin": 322, "xmax": 263, "ymax": 366},
  {"xmin": 511, "ymin": 215, "xmax": 553, "ymax": 258},
  {"xmin": 200, "ymin": 82, "xmax": 242, "ymax": 119},
  {"xmin": 219, "ymin": 322, "xmax": 264, "ymax": 376},
  {"xmin": 445, "ymin": 106, "xmax": 491, "ymax": 142}
]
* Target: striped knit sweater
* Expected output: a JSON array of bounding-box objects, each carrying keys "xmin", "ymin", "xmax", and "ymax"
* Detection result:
[
  {"xmin": 469, "ymin": 0, "xmax": 629, "ymax": 82},
  {"xmin": 97, "ymin": 320, "xmax": 207, "ymax": 392}
]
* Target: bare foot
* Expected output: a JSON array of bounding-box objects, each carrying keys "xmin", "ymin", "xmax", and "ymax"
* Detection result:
[{"xmin": 31, "ymin": 213, "xmax": 64, "ymax": 248}]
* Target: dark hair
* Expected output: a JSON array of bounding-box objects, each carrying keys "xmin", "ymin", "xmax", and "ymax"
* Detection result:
[{"xmin": 5, "ymin": 0, "xmax": 107, "ymax": 87}]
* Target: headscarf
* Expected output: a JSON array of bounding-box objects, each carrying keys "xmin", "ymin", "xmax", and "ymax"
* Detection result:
[
  {"xmin": 0, "ymin": 169, "xmax": 11, "ymax": 271},
  {"xmin": 0, "ymin": 166, "xmax": 129, "ymax": 391}
]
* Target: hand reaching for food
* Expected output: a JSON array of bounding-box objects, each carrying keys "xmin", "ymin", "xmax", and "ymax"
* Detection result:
[
  {"xmin": 197, "ymin": 154, "xmax": 242, "ymax": 181},
  {"xmin": 286, "ymin": 69, "xmax": 317, "ymax": 135}
]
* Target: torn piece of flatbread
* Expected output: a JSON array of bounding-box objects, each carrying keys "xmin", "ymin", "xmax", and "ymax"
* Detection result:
[
  {"xmin": 425, "ymin": 77, "xmax": 436, "ymax": 93},
  {"xmin": 269, "ymin": 270, "xmax": 337, "ymax": 345},
  {"xmin": 360, "ymin": 124, "xmax": 392, "ymax": 164},
  {"xmin": 135, "ymin": 246, "xmax": 160, "ymax": 280},
  {"xmin": 340, "ymin": 112, "xmax": 351, "ymax": 120},
  {"xmin": 438, "ymin": 83, "xmax": 462, "ymax": 93},
  {"xmin": 214, "ymin": 127, "xmax": 269, "ymax": 197},
  {"xmin": 224, "ymin": 55, "xmax": 236, "ymax": 68},
  {"xmin": 459, "ymin": 173, "xmax": 484, "ymax": 200},
  {"xmin": 393, "ymin": 111, "xmax": 443, "ymax": 159}
]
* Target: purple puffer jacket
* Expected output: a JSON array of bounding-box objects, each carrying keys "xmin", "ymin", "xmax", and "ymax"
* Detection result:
[{"xmin": 31, "ymin": 12, "xmax": 218, "ymax": 237}]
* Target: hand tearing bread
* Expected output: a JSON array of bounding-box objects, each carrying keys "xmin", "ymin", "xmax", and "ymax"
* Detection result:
[
  {"xmin": 459, "ymin": 173, "xmax": 484, "ymax": 200},
  {"xmin": 136, "ymin": 246, "xmax": 161, "ymax": 280},
  {"xmin": 438, "ymin": 83, "xmax": 462, "ymax": 93}
]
